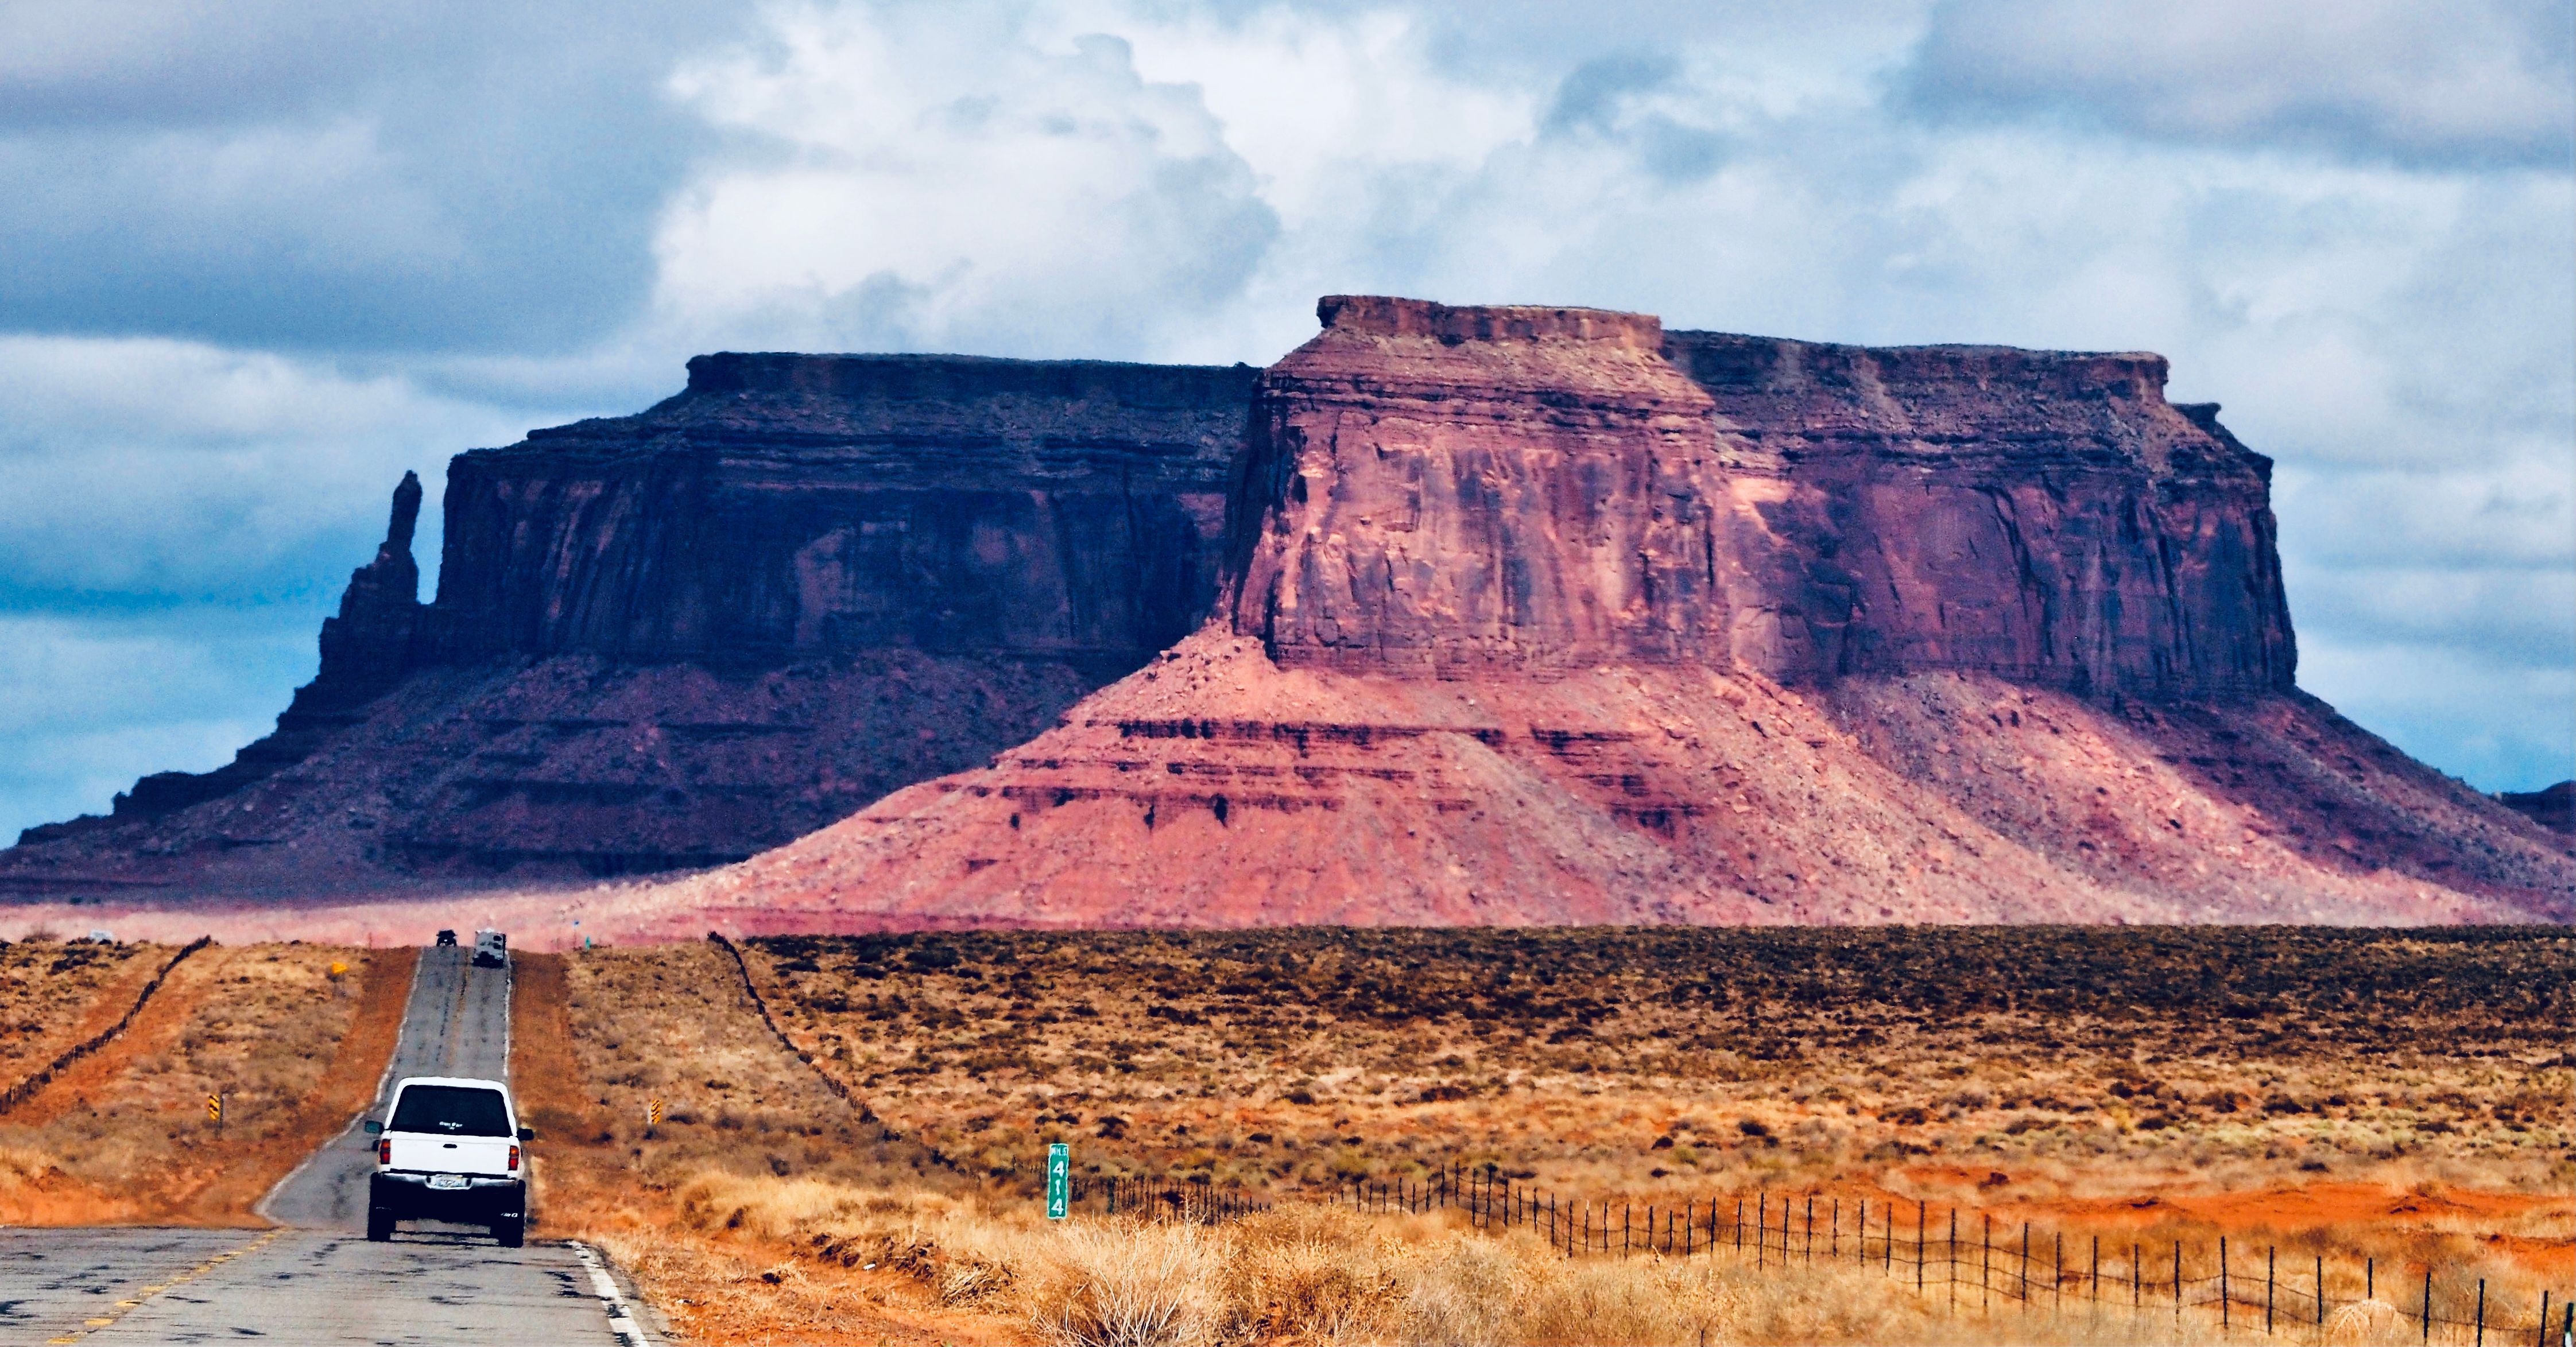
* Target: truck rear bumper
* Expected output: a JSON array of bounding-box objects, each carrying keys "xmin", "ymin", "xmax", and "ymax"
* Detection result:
[{"xmin": 371, "ymin": 1171, "xmax": 524, "ymax": 1222}]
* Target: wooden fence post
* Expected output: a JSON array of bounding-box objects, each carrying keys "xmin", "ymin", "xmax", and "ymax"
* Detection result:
[
  {"xmin": 2318, "ymin": 1255, "xmax": 2326, "ymax": 1330},
  {"xmin": 1950, "ymin": 1209, "xmax": 1961, "ymax": 1313},
  {"xmin": 2174, "ymin": 1241, "xmax": 2183, "ymax": 1324},
  {"xmin": 1982, "ymin": 1213, "xmax": 1993, "ymax": 1312},
  {"xmin": 2267, "ymin": 1245, "xmax": 2276, "ymax": 1335},
  {"xmin": 2019, "ymin": 1222, "xmax": 2029, "ymax": 1306},
  {"xmin": 2423, "ymin": 1269, "xmax": 2434, "ymax": 1346},
  {"xmin": 2221, "ymin": 1236, "xmax": 2230, "ymax": 1332},
  {"xmin": 2474, "ymin": 1278, "xmax": 2484, "ymax": 1347},
  {"xmin": 2533, "ymin": 1291, "xmax": 2548, "ymax": 1347}
]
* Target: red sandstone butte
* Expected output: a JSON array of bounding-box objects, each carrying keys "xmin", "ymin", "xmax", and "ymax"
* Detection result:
[
  {"xmin": 5, "ymin": 296, "xmax": 2566, "ymax": 931},
  {"xmin": 627, "ymin": 298, "xmax": 2572, "ymax": 935}
]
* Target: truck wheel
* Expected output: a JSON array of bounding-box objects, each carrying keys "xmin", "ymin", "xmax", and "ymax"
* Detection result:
[
  {"xmin": 366, "ymin": 1208, "xmax": 395, "ymax": 1242},
  {"xmin": 493, "ymin": 1214, "xmax": 524, "ymax": 1248}
]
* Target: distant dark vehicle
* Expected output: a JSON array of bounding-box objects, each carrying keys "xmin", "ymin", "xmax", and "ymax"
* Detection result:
[
  {"xmin": 471, "ymin": 930, "xmax": 506, "ymax": 968},
  {"xmin": 435, "ymin": 929, "xmax": 457, "ymax": 947}
]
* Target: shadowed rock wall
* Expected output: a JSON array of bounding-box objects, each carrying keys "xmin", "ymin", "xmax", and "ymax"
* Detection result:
[
  {"xmin": 1666, "ymin": 331, "xmax": 2296, "ymax": 696},
  {"xmin": 423, "ymin": 353, "xmax": 1254, "ymax": 669}
]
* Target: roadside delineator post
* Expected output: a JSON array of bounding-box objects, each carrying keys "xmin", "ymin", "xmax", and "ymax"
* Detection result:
[
  {"xmin": 207, "ymin": 1093, "xmax": 222, "ymax": 1132},
  {"xmin": 645, "ymin": 1097, "xmax": 661, "ymax": 1138}
]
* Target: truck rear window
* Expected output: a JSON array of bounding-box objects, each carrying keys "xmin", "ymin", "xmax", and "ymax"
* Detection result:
[{"xmin": 389, "ymin": 1085, "xmax": 511, "ymax": 1136}]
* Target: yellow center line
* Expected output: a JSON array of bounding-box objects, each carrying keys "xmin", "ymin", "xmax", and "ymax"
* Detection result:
[{"xmin": 46, "ymin": 1229, "xmax": 283, "ymax": 1344}]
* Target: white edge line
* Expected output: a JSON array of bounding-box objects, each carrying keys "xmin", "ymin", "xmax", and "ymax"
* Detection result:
[
  {"xmin": 571, "ymin": 1240, "xmax": 654, "ymax": 1345},
  {"xmin": 255, "ymin": 944, "xmax": 431, "ymax": 1222}
]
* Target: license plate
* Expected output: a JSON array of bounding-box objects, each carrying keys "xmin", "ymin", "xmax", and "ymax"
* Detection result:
[{"xmin": 427, "ymin": 1174, "xmax": 467, "ymax": 1190}]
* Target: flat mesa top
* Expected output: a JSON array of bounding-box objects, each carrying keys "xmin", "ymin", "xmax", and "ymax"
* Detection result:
[{"xmin": 1316, "ymin": 294, "xmax": 1665, "ymax": 349}]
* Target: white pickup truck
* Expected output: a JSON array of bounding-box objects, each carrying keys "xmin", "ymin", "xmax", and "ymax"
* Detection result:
[{"xmin": 364, "ymin": 1076, "xmax": 532, "ymax": 1245}]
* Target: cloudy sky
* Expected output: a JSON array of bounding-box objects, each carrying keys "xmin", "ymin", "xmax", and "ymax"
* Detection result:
[{"xmin": 2, "ymin": 0, "xmax": 2570, "ymax": 840}]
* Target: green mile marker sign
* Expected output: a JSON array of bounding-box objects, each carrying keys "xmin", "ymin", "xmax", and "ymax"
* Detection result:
[{"xmin": 1046, "ymin": 1142, "xmax": 1070, "ymax": 1220}]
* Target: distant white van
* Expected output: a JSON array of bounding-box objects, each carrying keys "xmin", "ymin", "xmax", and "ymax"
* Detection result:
[{"xmin": 471, "ymin": 929, "xmax": 507, "ymax": 968}]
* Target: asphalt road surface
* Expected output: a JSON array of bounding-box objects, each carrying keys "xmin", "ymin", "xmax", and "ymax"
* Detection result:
[{"xmin": 1, "ymin": 945, "xmax": 654, "ymax": 1345}]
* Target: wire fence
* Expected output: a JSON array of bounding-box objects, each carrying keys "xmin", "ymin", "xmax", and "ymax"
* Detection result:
[
  {"xmin": 1332, "ymin": 1166, "xmax": 2574, "ymax": 1346},
  {"xmin": 0, "ymin": 937, "xmax": 210, "ymax": 1115},
  {"xmin": 1067, "ymin": 1173, "xmax": 1273, "ymax": 1225}
]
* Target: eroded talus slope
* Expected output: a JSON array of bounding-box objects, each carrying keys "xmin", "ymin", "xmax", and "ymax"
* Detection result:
[
  {"xmin": 0, "ymin": 653, "xmax": 1106, "ymax": 898},
  {"xmin": 642, "ymin": 628, "xmax": 2568, "ymax": 934},
  {"xmin": 1820, "ymin": 676, "xmax": 2575, "ymax": 922},
  {"xmin": 637, "ymin": 628, "xmax": 2039, "ymax": 931}
]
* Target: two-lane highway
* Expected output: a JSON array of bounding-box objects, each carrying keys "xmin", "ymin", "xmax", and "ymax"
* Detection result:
[
  {"xmin": 261, "ymin": 942, "xmax": 514, "ymax": 1231},
  {"xmin": 1, "ymin": 944, "xmax": 653, "ymax": 1345}
]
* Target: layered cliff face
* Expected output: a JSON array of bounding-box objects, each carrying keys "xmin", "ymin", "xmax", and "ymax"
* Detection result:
[
  {"xmin": 1225, "ymin": 297, "xmax": 1738, "ymax": 671},
  {"xmin": 1219, "ymin": 299, "xmax": 2298, "ymax": 698},
  {"xmin": 425, "ymin": 354, "xmax": 1250, "ymax": 667},
  {"xmin": 3, "ymin": 355, "xmax": 1256, "ymax": 891},
  {"xmin": 1666, "ymin": 332, "xmax": 2296, "ymax": 696}
]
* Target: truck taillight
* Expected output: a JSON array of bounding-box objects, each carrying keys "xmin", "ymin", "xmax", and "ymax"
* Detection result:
[
  {"xmin": 378, "ymin": 1138, "xmax": 392, "ymax": 1164},
  {"xmin": 508, "ymin": 1145, "xmax": 520, "ymax": 1171}
]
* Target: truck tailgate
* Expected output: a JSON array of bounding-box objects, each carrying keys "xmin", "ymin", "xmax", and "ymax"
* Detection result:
[{"xmin": 387, "ymin": 1134, "xmax": 513, "ymax": 1175}]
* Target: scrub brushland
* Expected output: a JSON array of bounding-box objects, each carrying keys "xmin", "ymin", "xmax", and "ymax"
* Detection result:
[{"xmin": 509, "ymin": 927, "xmax": 2571, "ymax": 1344}]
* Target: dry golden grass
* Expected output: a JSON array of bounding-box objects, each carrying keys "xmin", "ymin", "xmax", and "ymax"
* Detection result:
[
  {"xmin": 0, "ymin": 935, "xmax": 166, "ymax": 1090},
  {"xmin": 587, "ymin": 1169, "xmax": 2551, "ymax": 1346},
  {"xmin": 0, "ymin": 942, "xmax": 405, "ymax": 1224},
  {"xmin": 725, "ymin": 928, "xmax": 2574, "ymax": 1208},
  {"xmin": 511, "ymin": 929, "xmax": 2568, "ymax": 1344}
]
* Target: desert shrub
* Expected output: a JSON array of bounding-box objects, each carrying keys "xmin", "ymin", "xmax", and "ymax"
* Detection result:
[{"xmin": 1025, "ymin": 1221, "xmax": 1225, "ymax": 1347}]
